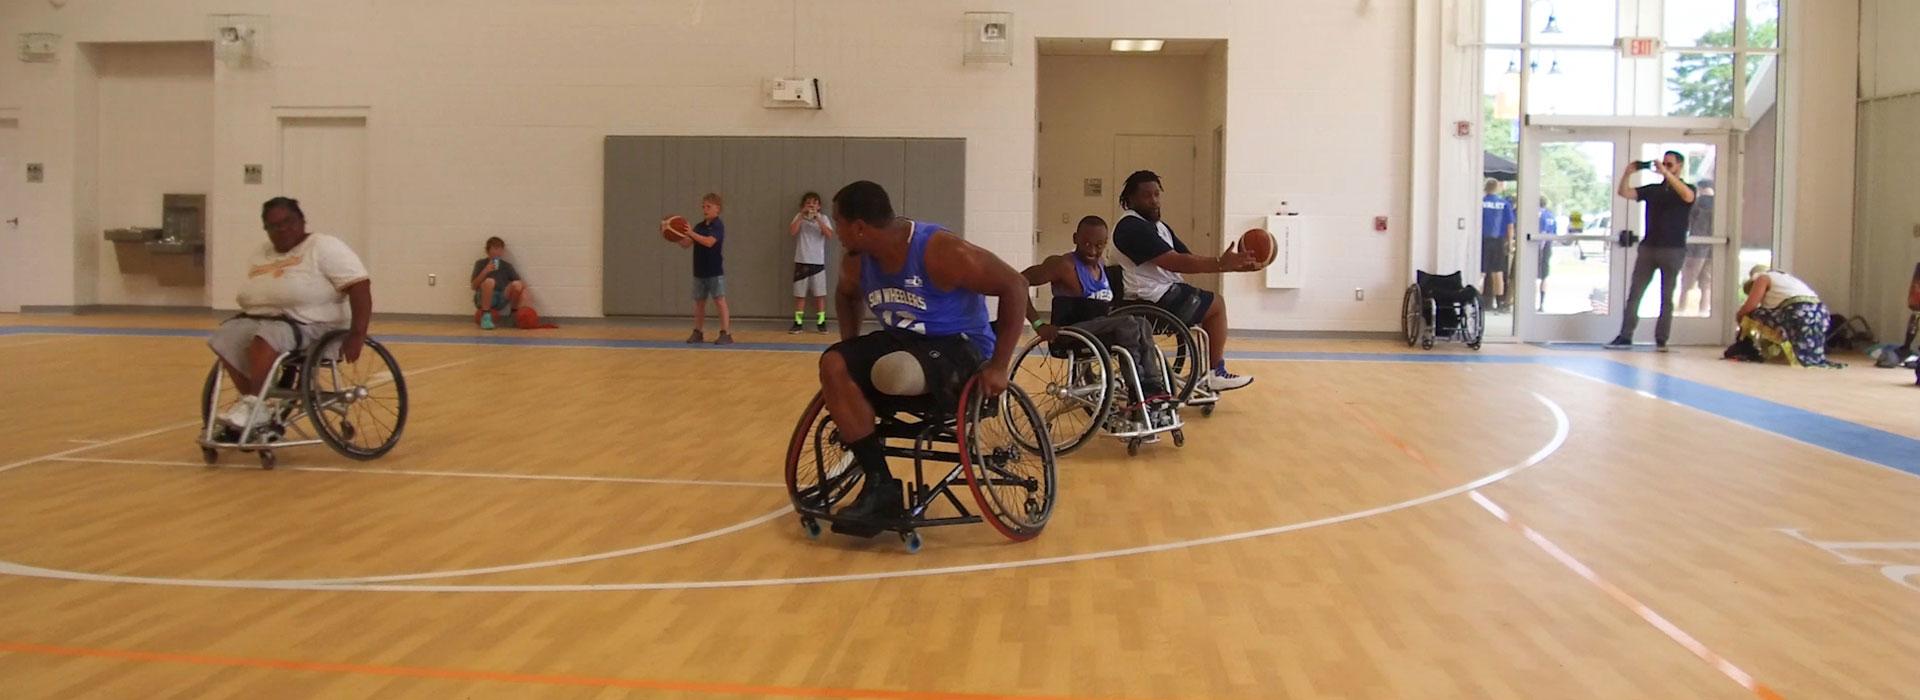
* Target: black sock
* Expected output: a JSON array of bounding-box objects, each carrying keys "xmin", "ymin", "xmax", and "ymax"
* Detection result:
[{"xmin": 848, "ymin": 433, "xmax": 891, "ymax": 483}]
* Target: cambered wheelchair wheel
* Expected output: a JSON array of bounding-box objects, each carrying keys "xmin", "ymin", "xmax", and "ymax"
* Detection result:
[
  {"xmin": 302, "ymin": 331, "xmax": 407, "ymax": 460},
  {"xmin": 1463, "ymin": 296, "xmax": 1485, "ymax": 350},
  {"xmin": 783, "ymin": 391, "xmax": 863, "ymax": 515},
  {"xmin": 1010, "ymin": 327, "xmax": 1110, "ymax": 456},
  {"xmin": 1401, "ymin": 283, "xmax": 1424, "ymax": 347},
  {"xmin": 1111, "ymin": 304, "xmax": 1201, "ymax": 406},
  {"xmin": 958, "ymin": 379, "xmax": 1057, "ymax": 542}
]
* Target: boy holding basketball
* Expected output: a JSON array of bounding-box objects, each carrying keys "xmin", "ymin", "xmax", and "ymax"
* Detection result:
[{"xmin": 675, "ymin": 193, "xmax": 733, "ymax": 345}]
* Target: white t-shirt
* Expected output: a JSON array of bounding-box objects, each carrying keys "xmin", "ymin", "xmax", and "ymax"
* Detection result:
[
  {"xmin": 1759, "ymin": 271, "xmax": 1817, "ymax": 308},
  {"xmin": 1112, "ymin": 210, "xmax": 1186, "ymax": 303},
  {"xmin": 236, "ymin": 233, "xmax": 370, "ymax": 325}
]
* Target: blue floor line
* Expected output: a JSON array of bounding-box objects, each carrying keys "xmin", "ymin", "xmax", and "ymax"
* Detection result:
[{"xmin": 6, "ymin": 324, "xmax": 1916, "ymax": 479}]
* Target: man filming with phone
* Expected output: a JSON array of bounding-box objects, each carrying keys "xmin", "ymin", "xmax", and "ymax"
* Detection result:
[{"xmin": 1605, "ymin": 150, "xmax": 1696, "ymax": 351}]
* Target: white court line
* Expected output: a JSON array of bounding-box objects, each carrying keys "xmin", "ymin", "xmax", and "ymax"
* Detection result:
[
  {"xmin": 0, "ymin": 393, "xmax": 1570, "ymax": 592},
  {"xmin": 52, "ymin": 457, "xmax": 784, "ymax": 489},
  {"xmin": 0, "ymin": 354, "xmax": 479, "ymax": 479}
]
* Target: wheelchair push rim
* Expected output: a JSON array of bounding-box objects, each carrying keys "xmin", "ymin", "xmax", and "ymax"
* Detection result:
[
  {"xmin": 783, "ymin": 391, "xmax": 863, "ymax": 516},
  {"xmin": 1010, "ymin": 328, "xmax": 1110, "ymax": 457},
  {"xmin": 302, "ymin": 331, "xmax": 408, "ymax": 460},
  {"xmin": 958, "ymin": 378, "xmax": 1058, "ymax": 541}
]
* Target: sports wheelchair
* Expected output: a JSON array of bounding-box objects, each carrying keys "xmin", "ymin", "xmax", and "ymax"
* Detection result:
[
  {"xmin": 199, "ymin": 328, "xmax": 409, "ymax": 469},
  {"xmin": 1011, "ymin": 321, "xmax": 1185, "ymax": 457},
  {"xmin": 1401, "ymin": 270, "xmax": 1484, "ymax": 350},
  {"xmin": 784, "ymin": 352, "xmax": 1058, "ymax": 552},
  {"xmin": 1102, "ymin": 265, "xmax": 1223, "ymax": 418}
]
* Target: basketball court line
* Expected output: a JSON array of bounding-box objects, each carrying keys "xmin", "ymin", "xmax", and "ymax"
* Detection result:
[
  {"xmin": 0, "ymin": 394, "xmax": 1569, "ymax": 592},
  {"xmin": 1345, "ymin": 398, "xmax": 1781, "ymax": 700},
  {"xmin": 10, "ymin": 323, "xmax": 1908, "ymax": 479},
  {"xmin": 0, "ymin": 641, "xmax": 1132, "ymax": 700},
  {"xmin": 50, "ymin": 457, "xmax": 786, "ymax": 489}
]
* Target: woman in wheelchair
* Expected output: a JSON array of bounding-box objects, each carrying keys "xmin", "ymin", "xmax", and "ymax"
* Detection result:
[
  {"xmin": 815, "ymin": 181, "xmax": 1031, "ymax": 528},
  {"xmin": 209, "ymin": 197, "xmax": 373, "ymax": 433}
]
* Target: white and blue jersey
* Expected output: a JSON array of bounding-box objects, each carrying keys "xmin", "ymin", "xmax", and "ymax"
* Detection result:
[{"xmin": 859, "ymin": 220, "xmax": 995, "ymax": 358}]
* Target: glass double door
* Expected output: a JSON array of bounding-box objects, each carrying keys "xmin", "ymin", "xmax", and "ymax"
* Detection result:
[{"xmin": 1511, "ymin": 127, "xmax": 1729, "ymax": 345}]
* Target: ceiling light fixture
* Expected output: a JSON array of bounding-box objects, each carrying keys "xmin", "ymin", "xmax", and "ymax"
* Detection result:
[{"xmin": 1110, "ymin": 39, "xmax": 1165, "ymax": 52}]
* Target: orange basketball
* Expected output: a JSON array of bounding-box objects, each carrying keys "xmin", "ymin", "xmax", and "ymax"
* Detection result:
[
  {"xmin": 1238, "ymin": 228, "xmax": 1278, "ymax": 268},
  {"xmin": 660, "ymin": 215, "xmax": 692, "ymax": 242}
]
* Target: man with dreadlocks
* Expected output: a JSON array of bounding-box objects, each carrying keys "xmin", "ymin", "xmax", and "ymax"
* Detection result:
[{"xmin": 1110, "ymin": 170, "xmax": 1259, "ymax": 392}]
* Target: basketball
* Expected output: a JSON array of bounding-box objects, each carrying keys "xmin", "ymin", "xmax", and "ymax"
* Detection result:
[
  {"xmin": 660, "ymin": 215, "xmax": 692, "ymax": 242},
  {"xmin": 1238, "ymin": 228, "xmax": 1278, "ymax": 268}
]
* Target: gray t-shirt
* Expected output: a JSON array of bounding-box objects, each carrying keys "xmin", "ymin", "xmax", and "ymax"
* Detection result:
[{"xmin": 795, "ymin": 216, "xmax": 829, "ymax": 265}]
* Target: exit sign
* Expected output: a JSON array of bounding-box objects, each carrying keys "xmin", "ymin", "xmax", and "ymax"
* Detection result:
[{"xmin": 1619, "ymin": 36, "xmax": 1664, "ymax": 58}]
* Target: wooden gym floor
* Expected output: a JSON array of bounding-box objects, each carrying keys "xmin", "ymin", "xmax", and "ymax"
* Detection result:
[{"xmin": 0, "ymin": 312, "xmax": 1915, "ymax": 699}]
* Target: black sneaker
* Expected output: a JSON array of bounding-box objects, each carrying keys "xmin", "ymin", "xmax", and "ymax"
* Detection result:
[
  {"xmin": 1603, "ymin": 336, "xmax": 1632, "ymax": 350},
  {"xmin": 816, "ymin": 320, "xmax": 830, "ymax": 334},
  {"xmin": 788, "ymin": 322, "xmax": 803, "ymax": 334},
  {"xmin": 833, "ymin": 478, "xmax": 905, "ymax": 535},
  {"xmin": 1656, "ymin": 342, "xmax": 1670, "ymax": 353}
]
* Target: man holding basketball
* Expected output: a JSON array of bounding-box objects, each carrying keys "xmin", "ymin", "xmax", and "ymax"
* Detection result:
[{"xmin": 1111, "ymin": 170, "xmax": 1258, "ymax": 392}]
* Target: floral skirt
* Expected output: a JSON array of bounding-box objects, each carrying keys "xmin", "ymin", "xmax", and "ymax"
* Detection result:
[{"xmin": 1746, "ymin": 301, "xmax": 1844, "ymax": 368}]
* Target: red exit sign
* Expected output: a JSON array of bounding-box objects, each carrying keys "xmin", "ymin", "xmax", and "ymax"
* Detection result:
[{"xmin": 1619, "ymin": 36, "xmax": 1665, "ymax": 58}]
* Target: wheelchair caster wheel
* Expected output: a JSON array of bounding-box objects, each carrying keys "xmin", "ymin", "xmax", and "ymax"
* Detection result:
[
  {"xmin": 1201, "ymin": 404, "xmax": 1216, "ymax": 418},
  {"xmin": 1172, "ymin": 429, "xmax": 1185, "ymax": 447},
  {"xmin": 338, "ymin": 421, "xmax": 357, "ymax": 442},
  {"xmin": 800, "ymin": 517, "xmax": 822, "ymax": 540},
  {"xmin": 1126, "ymin": 438, "xmax": 1142, "ymax": 457},
  {"xmin": 901, "ymin": 531, "xmax": 923, "ymax": 553},
  {"xmin": 201, "ymin": 447, "xmax": 219, "ymax": 465},
  {"xmin": 258, "ymin": 450, "xmax": 276, "ymax": 470}
]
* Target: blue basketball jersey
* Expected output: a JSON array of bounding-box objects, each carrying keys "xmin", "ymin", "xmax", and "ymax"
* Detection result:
[{"xmin": 859, "ymin": 220, "xmax": 995, "ymax": 357}]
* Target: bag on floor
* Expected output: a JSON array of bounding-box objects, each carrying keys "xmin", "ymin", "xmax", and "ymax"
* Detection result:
[{"xmin": 1723, "ymin": 337, "xmax": 1763, "ymax": 362}]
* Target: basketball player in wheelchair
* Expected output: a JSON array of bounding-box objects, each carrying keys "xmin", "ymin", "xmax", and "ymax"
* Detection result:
[
  {"xmin": 1017, "ymin": 215, "xmax": 1185, "ymax": 455},
  {"xmin": 810, "ymin": 180, "xmax": 1041, "ymax": 535}
]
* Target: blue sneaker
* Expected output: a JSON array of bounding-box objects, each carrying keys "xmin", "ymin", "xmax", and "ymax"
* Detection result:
[{"xmin": 479, "ymin": 312, "xmax": 495, "ymax": 330}]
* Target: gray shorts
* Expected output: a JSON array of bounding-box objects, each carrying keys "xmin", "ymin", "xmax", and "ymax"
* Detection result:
[
  {"xmin": 207, "ymin": 316, "xmax": 341, "ymax": 381},
  {"xmin": 692, "ymin": 275, "xmax": 726, "ymax": 301},
  {"xmin": 793, "ymin": 270, "xmax": 827, "ymax": 297}
]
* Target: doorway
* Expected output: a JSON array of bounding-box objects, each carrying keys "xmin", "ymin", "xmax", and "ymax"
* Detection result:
[
  {"xmin": 1034, "ymin": 38, "xmax": 1225, "ymax": 310},
  {"xmin": 0, "ymin": 119, "xmax": 18, "ymax": 312},
  {"xmin": 1512, "ymin": 126, "xmax": 1730, "ymax": 344}
]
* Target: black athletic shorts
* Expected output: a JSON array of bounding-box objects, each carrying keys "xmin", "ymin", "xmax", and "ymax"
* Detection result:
[
  {"xmin": 1155, "ymin": 283, "xmax": 1215, "ymax": 327},
  {"xmin": 827, "ymin": 329, "xmax": 985, "ymax": 409}
]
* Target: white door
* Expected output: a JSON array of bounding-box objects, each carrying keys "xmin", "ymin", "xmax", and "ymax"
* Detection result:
[
  {"xmin": 0, "ymin": 120, "xmax": 20, "ymax": 312},
  {"xmin": 1114, "ymin": 134, "xmax": 1212, "ymax": 289},
  {"xmin": 279, "ymin": 118, "xmax": 369, "ymax": 259},
  {"xmin": 1516, "ymin": 127, "xmax": 1728, "ymax": 344}
]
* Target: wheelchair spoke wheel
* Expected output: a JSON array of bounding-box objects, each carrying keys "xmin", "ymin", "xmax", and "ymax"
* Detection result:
[
  {"xmin": 958, "ymin": 381, "xmax": 1057, "ymax": 541},
  {"xmin": 1010, "ymin": 331, "xmax": 1108, "ymax": 457},
  {"xmin": 1401, "ymin": 284, "xmax": 1422, "ymax": 347},
  {"xmin": 1112, "ymin": 305, "xmax": 1200, "ymax": 406},
  {"xmin": 784, "ymin": 392, "xmax": 862, "ymax": 514},
  {"xmin": 302, "ymin": 332, "xmax": 408, "ymax": 460}
]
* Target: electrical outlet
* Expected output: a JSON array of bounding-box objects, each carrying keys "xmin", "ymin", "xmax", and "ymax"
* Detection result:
[
  {"xmin": 427, "ymin": 273, "xmax": 437, "ymax": 287},
  {"xmin": 1354, "ymin": 288, "xmax": 1365, "ymax": 301}
]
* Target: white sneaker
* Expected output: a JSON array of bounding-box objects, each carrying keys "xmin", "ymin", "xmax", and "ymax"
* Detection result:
[
  {"xmin": 1203, "ymin": 369, "xmax": 1253, "ymax": 392},
  {"xmin": 219, "ymin": 395, "xmax": 263, "ymax": 428}
]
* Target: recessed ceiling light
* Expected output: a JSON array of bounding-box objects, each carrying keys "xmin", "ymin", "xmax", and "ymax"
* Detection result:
[{"xmin": 1110, "ymin": 39, "xmax": 1165, "ymax": 52}]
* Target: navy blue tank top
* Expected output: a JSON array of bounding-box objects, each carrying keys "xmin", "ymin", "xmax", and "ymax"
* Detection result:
[
  {"xmin": 1050, "ymin": 254, "xmax": 1113, "ymax": 327},
  {"xmin": 860, "ymin": 220, "xmax": 995, "ymax": 357}
]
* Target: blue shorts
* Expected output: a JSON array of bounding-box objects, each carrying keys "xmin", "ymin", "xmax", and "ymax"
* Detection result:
[
  {"xmin": 692, "ymin": 275, "xmax": 726, "ymax": 301},
  {"xmin": 474, "ymin": 289, "xmax": 509, "ymax": 310}
]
